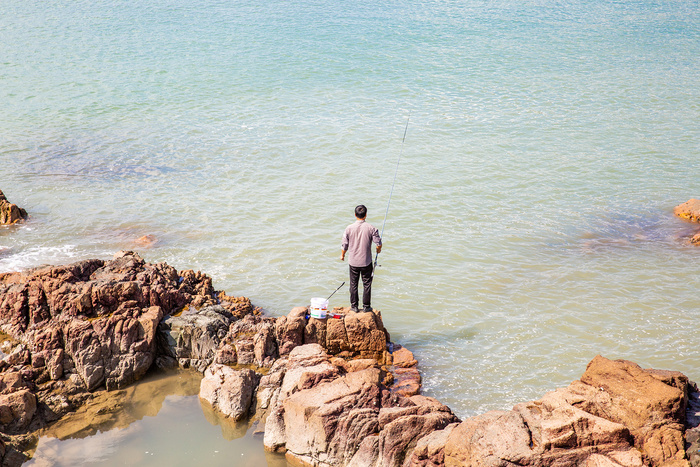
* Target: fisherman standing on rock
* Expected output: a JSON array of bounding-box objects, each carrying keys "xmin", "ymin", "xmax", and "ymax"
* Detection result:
[{"xmin": 340, "ymin": 205, "xmax": 382, "ymax": 313}]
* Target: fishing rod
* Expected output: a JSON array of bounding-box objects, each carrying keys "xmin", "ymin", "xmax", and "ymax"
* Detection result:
[
  {"xmin": 326, "ymin": 281, "xmax": 345, "ymax": 300},
  {"xmin": 373, "ymin": 112, "xmax": 411, "ymax": 275}
]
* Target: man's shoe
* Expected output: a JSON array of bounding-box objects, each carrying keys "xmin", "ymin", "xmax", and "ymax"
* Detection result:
[
  {"xmin": 363, "ymin": 306, "xmax": 373, "ymax": 313},
  {"xmin": 350, "ymin": 306, "xmax": 359, "ymax": 313}
]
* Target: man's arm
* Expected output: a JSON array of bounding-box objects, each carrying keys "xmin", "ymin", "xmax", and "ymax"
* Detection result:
[
  {"xmin": 373, "ymin": 227, "xmax": 382, "ymax": 254},
  {"xmin": 341, "ymin": 226, "xmax": 350, "ymax": 261}
]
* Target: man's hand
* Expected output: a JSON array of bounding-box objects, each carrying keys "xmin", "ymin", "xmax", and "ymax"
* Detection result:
[
  {"xmin": 376, "ymin": 244, "xmax": 382, "ymax": 254},
  {"xmin": 340, "ymin": 250, "xmax": 346, "ymax": 261}
]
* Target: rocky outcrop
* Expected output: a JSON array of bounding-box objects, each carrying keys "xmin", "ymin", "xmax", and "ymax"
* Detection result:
[
  {"xmin": 4, "ymin": 252, "xmax": 700, "ymax": 467},
  {"xmin": 0, "ymin": 191, "xmax": 27, "ymax": 225},
  {"xmin": 274, "ymin": 306, "xmax": 389, "ymax": 361},
  {"xmin": 0, "ymin": 252, "xmax": 407, "ymax": 465},
  {"xmin": 0, "ymin": 251, "xmax": 228, "ymax": 392},
  {"xmin": 0, "ymin": 251, "xmax": 259, "ymax": 466},
  {"xmin": 157, "ymin": 305, "xmax": 235, "ymax": 372},
  {"xmin": 674, "ymin": 199, "xmax": 700, "ymax": 223},
  {"xmin": 256, "ymin": 344, "xmax": 459, "ymax": 467},
  {"xmin": 199, "ymin": 365, "xmax": 259, "ymax": 421},
  {"xmin": 407, "ymin": 355, "xmax": 694, "ymax": 467},
  {"xmin": 674, "ymin": 199, "xmax": 700, "ymax": 245}
]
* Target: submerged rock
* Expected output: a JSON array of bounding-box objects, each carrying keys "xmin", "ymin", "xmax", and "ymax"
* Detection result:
[
  {"xmin": 0, "ymin": 191, "xmax": 27, "ymax": 225},
  {"xmin": 134, "ymin": 234, "xmax": 158, "ymax": 248}
]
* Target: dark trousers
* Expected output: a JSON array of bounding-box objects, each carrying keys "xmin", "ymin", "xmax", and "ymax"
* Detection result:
[{"xmin": 349, "ymin": 263, "xmax": 374, "ymax": 309}]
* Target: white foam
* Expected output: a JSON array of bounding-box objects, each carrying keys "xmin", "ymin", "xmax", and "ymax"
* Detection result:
[{"xmin": 0, "ymin": 245, "xmax": 82, "ymax": 273}]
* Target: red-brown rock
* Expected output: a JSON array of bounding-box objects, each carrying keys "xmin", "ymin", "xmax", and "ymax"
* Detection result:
[
  {"xmin": 404, "ymin": 422, "xmax": 459, "ymax": 467},
  {"xmin": 0, "ymin": 191, "xmax": 27, "ymax": 225},
  {"xmin": 443, "ymin": 356, "xmax": 691, "ymax": 467},
  {"xmin": 674, "ymin": 199, "xmax": 700, "ymax": 223},
  {"xmin": 199, "ymin": 365, "xmax": 259, "ymax": 421},
  {"xmin": 274, "ymin": 306, "xmax": 390, "ymax": 362},
  {"xmin": 0, "ymin": 250, "xmax": 255, "ymax": 444},
  {"xmin": 578, "ymin": 356, "xmax": 689, "ymax": 464},
  {"xmin": 0, "ymin": 389, "xmax": 36, "ymax": 431}
]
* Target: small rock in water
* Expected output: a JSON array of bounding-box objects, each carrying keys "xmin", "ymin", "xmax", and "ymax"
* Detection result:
[
  {"xmin": 0, "ymin": 189, "xmax": 28, "ymax": 225},
  {"xmin": 134, "ymin": 234, "xmax": 158, "ymax": 248},
  {"xmin": 691, "ymin": 232, "xmax": 700, "ymax": 245},
  {"xmin": 674, "ymin": 199, "xmax": 700, "ymax": 223}
]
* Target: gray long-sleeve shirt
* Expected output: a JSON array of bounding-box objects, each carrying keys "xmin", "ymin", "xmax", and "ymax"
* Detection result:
[{"xmin": 341, "ymin": 220, "xmax": 382, "ymax": 267}]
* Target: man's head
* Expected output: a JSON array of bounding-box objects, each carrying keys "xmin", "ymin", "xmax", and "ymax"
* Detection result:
[{"xmin": 355, "ymin": 205, "xmax": 367, "ymax": 219}]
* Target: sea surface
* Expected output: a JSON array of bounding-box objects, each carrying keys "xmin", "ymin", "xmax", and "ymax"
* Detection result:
[{"xmin": 2, "ymin": 0, "xmax": 700, "ymax": 464}]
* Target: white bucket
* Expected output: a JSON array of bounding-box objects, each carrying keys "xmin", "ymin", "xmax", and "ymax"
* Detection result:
[{"xmin": 309, "ymin": 297, "xmax": 329, "ymax": 319}]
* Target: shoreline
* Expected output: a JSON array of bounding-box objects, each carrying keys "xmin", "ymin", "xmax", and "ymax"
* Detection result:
[{"xmin": 0, "ymin": 251, "xmax": 699, "ymax": 466}]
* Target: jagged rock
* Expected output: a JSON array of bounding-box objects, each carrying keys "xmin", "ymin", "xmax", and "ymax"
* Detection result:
[
  {"xmin": 252, "ymin": 357, "xmax": 288, "ymax": 435},
  {"xmin": 259, "ymin": 344, "xmax": 457, "ymax": 467},
  {"xmin": 217, "ymin": 291, "xmax": 256, "ymax": 319},
  {"xmin": 578, "ymin": 356, "xmax": 689, "ymax": 465},
  {"xmin": 0, "ymin": 251, "xmax": 212, "ymax": 339},
  {"xmin": 686, "ymin": 390, "xmax": 700, "ymax": 467},
  {"xmin": 274, "ymin": 307, "xmax": 307, "ymax": 356},
  {"xmin": 0, "ymin": 373, "xmax": 28, "ymax": 396},
  {"xmin": 283, "ymin": 367, "xmax": 383, "ymax": 465},
  {"xmin": 0, "ymin": 251, "xmax": 256, "ymax": 451},
  {"xmin": 275, "ymin": 306, "xmax": 389, "ymax": 362},
  {"xmin": 351, "ymin": 395, "xmax": 459, "ymax": 467},
  {"xmin": 0, "ymin": 432, "xmax": 34, "ymax": 467},
  {"xmin": 0, "ymin": 389, "xmax": 36, "ymax": 431},
  {"xmin": 263, "ymin": 344, "xmax": 340, "ymax": 453},
  {"xmin": 343, "ymin": 311, "xmax": 388, "ymax": 360},
  {"xmin": 62, "ymin": 304, "xmax": 164, "ymax": 391},
  {"xmin": 443, "ymin": 356, "xmax": 691, "ymax": 467},
  {"xmin": 333, "ymin": 358, "xmax": 380, "ymax": 374},
  {"xmin": 157, "ymin": 305, "xmax": 234, "ymax": 371},
  {"xmin": 0, "ymin": 191, "xmax": 27, "ymax": 225},
  {"xmin": 391, "ymin": 345, "xmax": 418, "ymax": 369},
  {"xmin": 214, "ymin": 343, "xmax": 237, "ymax": 365},
  {"xmin": 674, "ymin": 199, "xmax": 700, "ymax": 223},
  {"xmin": 403, "ymin": 422, "xmax": 459, "ymax": 467},
  {"xmin": 199, "ymin": 364, "xmax": 259, "ymax": 421},
  {"xmin": 222, "ymin": 314, "xmax": 278, "ymax": 368}
]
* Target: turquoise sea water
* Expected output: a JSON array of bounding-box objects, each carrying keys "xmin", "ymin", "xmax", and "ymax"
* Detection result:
[{"xmin": 2, "ymin": 0, "xmax": 700, "ymax": 464}]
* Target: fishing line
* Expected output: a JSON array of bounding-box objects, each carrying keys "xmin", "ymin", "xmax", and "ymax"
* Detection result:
[{"xmin": 374, "ymin": 112, "xmax": 411, "ymax": 273}]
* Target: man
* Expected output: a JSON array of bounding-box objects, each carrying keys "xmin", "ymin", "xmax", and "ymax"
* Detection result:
[{"xmin": 340, "ymin": 205, "xmax": 382, "ymax": 313}]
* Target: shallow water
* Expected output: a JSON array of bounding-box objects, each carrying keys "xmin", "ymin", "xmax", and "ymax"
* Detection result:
[
  {"xmin": 2, "ymin": 0, "xmax": 700, "ymax": 462},
  {"xmin": 25, "ymin": 371, "xmax": 288, "ymax": 467}
]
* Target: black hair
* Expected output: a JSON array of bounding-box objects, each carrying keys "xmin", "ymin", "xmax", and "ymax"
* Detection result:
[{"xmin": 355, "ymin": 205, "xmax": 367, "ymax": 219}]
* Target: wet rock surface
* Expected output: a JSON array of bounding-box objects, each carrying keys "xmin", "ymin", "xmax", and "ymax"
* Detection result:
[
  {"xmin": 674, "ymin": 199, "xmax": 700, "ymax": 245},
  {"xmin": 0, "ymin": 191, "xmax": 27, "ymax": 226},
  {"xmin": 674, "ymin": 199, "xmax": 700, "ymax": 223}
]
